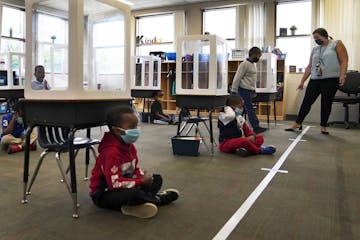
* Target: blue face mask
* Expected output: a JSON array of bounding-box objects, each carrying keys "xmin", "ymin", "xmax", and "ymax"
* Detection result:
[
  {"xmin": 16, "ymin": 117, "xmax": 24, "ymax": 125},
  {"xmin": 234, "ymin": 108, "xmax": 244, "ymax": 116},
  {"xmin": 114, "ymin": 127, "xmax": 141, "ymax": 144}
]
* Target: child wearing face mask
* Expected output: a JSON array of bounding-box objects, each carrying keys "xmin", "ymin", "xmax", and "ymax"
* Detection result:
[
  {"xmin": 231, "ymin": 46, "xmax": 267, "ymax": 134},
  {"xmin": 218, "ymin": 95, "xmax": 276, "ymax": 157},
  {"xmin": 1, "ymin": 101, "xmax": 37, "ymax": 154},
  {"xmin": 89, "ymin": 106, "xmax": 179, "ymax": 219}
]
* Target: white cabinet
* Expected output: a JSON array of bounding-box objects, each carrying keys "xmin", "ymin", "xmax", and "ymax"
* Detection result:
[
  {"xmin": 25, "ymin": 0, "xmax": 131, "ymax": 100},
  {"xmin": 131, "ymin": 56, "xmax": 161, "ymax": 91},
  {"xmin": 176, "ymin": 34, "xmax": 228, "ymax": 96},
  {"xmin": 256, "ymin": 53, "xmax": 277, "ymax": 93}
]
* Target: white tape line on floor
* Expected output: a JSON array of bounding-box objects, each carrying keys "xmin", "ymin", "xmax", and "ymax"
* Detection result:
[{"xmin": 212, "ymin": 126, "xmax": 311, "ymax": 240}]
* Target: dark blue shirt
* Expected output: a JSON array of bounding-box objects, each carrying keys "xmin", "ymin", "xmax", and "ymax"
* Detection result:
[{"xmin": 1, "ymin": 112, "xmax": 24, "ymax": 139}]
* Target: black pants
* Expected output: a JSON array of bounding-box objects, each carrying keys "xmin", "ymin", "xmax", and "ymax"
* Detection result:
[
  {"xmin": 296, "ymin": 78, "xmax": 339, "ymax": 127},
  {"xmin": 92, "ymin": 174, "xmax": 163, "ymax": 211}
]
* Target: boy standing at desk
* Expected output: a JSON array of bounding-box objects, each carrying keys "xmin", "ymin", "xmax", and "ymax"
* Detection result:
[
  {"xmin": 89, "ymin": 106, "xmax": 179, "ymax": 218},
  {"xmin": 231, "ymin": 47, "xmax": 267, "ymax": 134},
  {"xmin": 218, "ymin": 95, "xmax": 276, "ymax": 157}
]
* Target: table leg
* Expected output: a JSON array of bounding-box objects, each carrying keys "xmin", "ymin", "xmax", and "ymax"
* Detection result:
[
  {"xmin": 209, "ymin": 110, "xmax": 214, "ymax": 154},
  {"xmin": 22, "ymin": 125, "xmax": 34, "ymax": 204},
  {"xmin": 68, "ymin": 129, "xmax": 79, "ymax": 218},
  {"xmin": 84, "ymin": 128, "xmax": 91, "ymax": 180},
  {"xmin": 266, "ymin": 103, "xmax": 270, "ymax": 129},
  {"xmin": 273, "ymin": 100, "xmax": 277, "ymax": 127}
]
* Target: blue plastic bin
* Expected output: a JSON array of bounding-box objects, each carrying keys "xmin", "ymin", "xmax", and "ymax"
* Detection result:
[
  {"xmin": 171, "ymin": 136, "xmax": 201, "ymax": 156},
  {"xmin": 166, "ymin": 52, "xmax": 176, "ymax": 61}
]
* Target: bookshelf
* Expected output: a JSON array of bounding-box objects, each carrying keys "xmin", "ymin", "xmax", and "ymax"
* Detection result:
[{"xmin": 135, "ymin": 59, "xmax": 286, "ymax": 120}]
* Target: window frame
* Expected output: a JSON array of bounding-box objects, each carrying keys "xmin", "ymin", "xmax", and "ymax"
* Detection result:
[
  {"xmin": 135, "ymin": 13, "xmax": 175, "ymax": 56},
  {"xmin": 1, "ymin": 4, "xmax": 26, "ymax": 53},
  {"xmin": 275, "ymin": 0, "xmax": 312, "ymax": 72},
  {"xmin": 202, "ymin": 7, "xmax": 236, "ymax": 55}
]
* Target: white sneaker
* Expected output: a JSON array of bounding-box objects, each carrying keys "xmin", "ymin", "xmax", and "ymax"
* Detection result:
[{"xmin": 121, "ymin": 203, "xmax": 158, "ymax": 219}]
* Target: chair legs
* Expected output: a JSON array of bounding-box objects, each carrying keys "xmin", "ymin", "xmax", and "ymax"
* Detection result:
[
  {"xmin": 329, "ymin": 103, "xmax": 357, "ymax": 129},
  {"xmin": 64, "ymin": 146, "xmax": 97, "ymax": 180},
  {"xmin": 26, "ymin": 150, "xmax": 50, "ymax": 195},
  {"xmin": 85, "ymin": 146, "xmax": 97, "ymax": 180},
  {"xmin": 26, "ymin": 146, "xmax": 98, "ymax": 197},
  {"xmin": 55, "ymin": 152, "xmax": 73, "ymax": 196}
]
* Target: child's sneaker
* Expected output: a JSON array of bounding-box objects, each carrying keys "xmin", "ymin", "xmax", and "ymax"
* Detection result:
[
  {"xmin": 7, "ymin": 144, "xmax": 23, "ymax": 154},
  {"xmin": 260, "ymin": 145, "xmax": 276, "ymax": 155},
  {"xmin": 30, "ymin": 142, "xmax": 37, "ymax": 151},
  {"xmin": 157, "ymin": 189, "xmax": 179, "ymax": 205},
  {"xmin": 121, "ymin": 203, "xmax": 158, "ymax": 218},
  {"xmin": 235, "ymin": 148, "xmax": 250, "ymax": 157}
]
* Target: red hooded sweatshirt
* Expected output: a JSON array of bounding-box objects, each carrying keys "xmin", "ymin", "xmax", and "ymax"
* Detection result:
[{"xmin": 89, "ymin": 132, "xmax": 143, "ymax": 195}]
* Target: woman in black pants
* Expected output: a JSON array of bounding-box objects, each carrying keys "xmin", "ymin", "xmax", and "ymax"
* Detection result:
[{"xmin": 285, "ymin": 28, "xmax": 348, "ymax": 134}]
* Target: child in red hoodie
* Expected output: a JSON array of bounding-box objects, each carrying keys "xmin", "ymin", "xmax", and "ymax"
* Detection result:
[
  {"xmin": 218, "ymin": 95, "xmax": 276, "ymax": 157},
  {"xmin": 89, "ymin": 106, "xmax": 179, "ymax": 218}
]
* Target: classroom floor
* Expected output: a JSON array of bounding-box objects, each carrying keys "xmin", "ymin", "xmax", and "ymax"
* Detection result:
[{"xmin": 0, "ymin": 120, "xmax": 359, "ymax": 240}]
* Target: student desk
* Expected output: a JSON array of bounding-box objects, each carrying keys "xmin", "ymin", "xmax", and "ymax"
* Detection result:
[
  {"xmin": 21, "ymin": 99, "xmax": 132, "ymax": 218},
  {"xmin": 175, "ymin": 95, "xmax": 227, "ymax": 154}
]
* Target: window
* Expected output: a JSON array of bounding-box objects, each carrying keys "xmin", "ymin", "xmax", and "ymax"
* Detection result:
[
  {"xmin": 91, "ymin": 15, "xmax": 126, "ymax": 90},
  {"xmin": 136, "ymin": 14, "xmax": 174, "ymax": 56},
  {"xmin": 203, "ymin": 7, "xmax": 236, "ymax": 56},
  {"xmin": 36, "ymin": 13, "xmax": 68, "ymax": 88},
  {"xmin": 1, "ymin": 6, "xmax": 25, "ymax": 53},
  {"xmin": 276, "ymin": 1, "xmax": 312, "ymax": 71}
]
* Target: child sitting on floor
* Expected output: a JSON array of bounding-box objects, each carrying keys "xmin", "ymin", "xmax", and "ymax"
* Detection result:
[
  {"xmin": 150, "ymin": 90, "xmax": 176, "ymax": 124},
  {"xmin": 89, "ymin": 106, "xmax": 179, "ymax": 218},
  {"xmin": 218, "ymin": 95, "xmax": 276, "ymax": 157}
]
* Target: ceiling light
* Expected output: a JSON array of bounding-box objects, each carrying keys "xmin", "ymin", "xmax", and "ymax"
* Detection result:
[{"xmin": 115, "ymin": 0, "xmax": 134, "ymax": 5}]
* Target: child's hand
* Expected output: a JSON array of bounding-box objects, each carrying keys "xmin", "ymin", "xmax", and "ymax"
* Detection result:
[
  {"xmin": 141, "ymin": 171, "xmax": 153, "ymax": 186},
  {"xmin": 44, "ymin": 80, "xmax": 50, "ymax": 90},
  {"xmin": 247, "ymin": 135, "xmax": 255, "ymax": 143}
]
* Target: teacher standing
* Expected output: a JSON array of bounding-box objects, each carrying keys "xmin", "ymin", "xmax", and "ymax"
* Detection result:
[{"xmin": 285, "ymin": 27, "xmax": 348, "ymax": 134}]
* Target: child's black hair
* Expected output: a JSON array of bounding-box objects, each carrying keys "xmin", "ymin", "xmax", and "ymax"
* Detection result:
[
  {"xmin": 248, "ymin": 47, "xmax": 261, "ymax": 57},
  {"xmin": 106, "ymin": 106, "xmax": 134, "ymax": 129},
  {"xmin": 226, "ymin": 94, "xmax": 243, "ymax": 106},
  {"xmin": 12, "ymin": 101, "xmax": 24, "ymax": 112}
]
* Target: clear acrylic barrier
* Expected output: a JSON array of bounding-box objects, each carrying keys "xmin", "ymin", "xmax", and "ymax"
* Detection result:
[
  {"xmin": 131, "ymin": 55, "xmax": 161, "ymax": 90},
  {"xmin": 256, "ymin": 53, "xmax": 277, "ymax": 93},
  {"xmin": 25, "ymin": 0, "xmax": 131, "ymax": 99},
  {"xmin": 176, "ymin": 34, "xmax": 227, "ymax": 96}
]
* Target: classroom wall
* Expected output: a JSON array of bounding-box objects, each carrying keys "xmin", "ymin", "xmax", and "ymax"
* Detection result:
[{"xmin": 131, "ymin": 0, "xmax": 276, "ymax": 47}]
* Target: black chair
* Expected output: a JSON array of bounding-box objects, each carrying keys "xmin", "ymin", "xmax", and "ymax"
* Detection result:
[
  {"xmin": 176, "ymin": 108, "xmax": 212, "ymax": 152},
  {"xmin": 329, "ymin": 71, "xmax": 360, "ymax": 129},
  {"xmin": 26, "ymin": 126, "xmax": 100, "ymax": 196}
]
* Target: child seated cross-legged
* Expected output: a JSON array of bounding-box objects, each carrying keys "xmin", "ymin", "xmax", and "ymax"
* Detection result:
[
  {"xmin": 218, "ymin": 95, "xmax": 276, "ymax": 157},
  {"xmin": 89, "ymin": 106, "xmax": 179, "ymax": 219}
]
